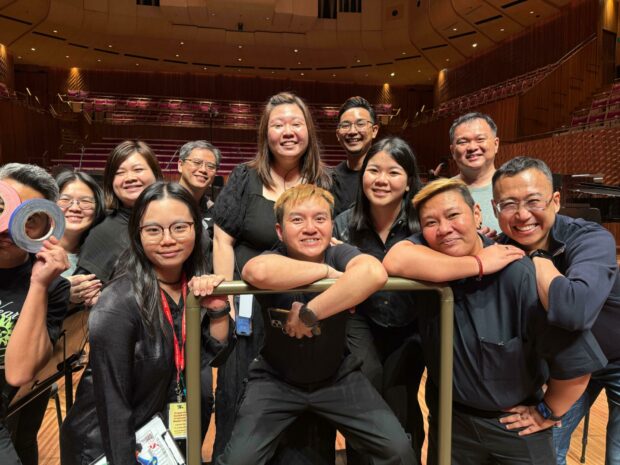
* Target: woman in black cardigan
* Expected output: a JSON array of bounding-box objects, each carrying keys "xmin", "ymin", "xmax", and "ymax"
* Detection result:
[{"xmin": 60, "ymin": 182, "xmax": 234, "ymax": 465}]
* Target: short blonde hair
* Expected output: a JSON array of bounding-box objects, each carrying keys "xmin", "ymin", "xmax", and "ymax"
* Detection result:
[
  {"xmin": 413, "ymin": 178, "xmax": 475, "ymax": 212},
  {"xmin": 274, "ymin": 184, "xmax": 334, "ymax": 224}
]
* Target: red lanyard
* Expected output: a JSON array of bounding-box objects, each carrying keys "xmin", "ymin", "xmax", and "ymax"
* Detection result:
[{"xmin": 160, "ymin": 276, "xmax": 188, "ymax": 384}]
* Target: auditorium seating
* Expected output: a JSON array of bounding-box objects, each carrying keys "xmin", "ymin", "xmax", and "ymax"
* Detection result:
[
  {"xmin": 49, "ymin": 137, "xmax": 347, "ymax": 178},
  {"xmin": 570, "ymin": 79, "xmax": 620, "ymax": 128},
  {"xmin": 57, "ymin": 92, "xmax": 399, "ymax": 131}
]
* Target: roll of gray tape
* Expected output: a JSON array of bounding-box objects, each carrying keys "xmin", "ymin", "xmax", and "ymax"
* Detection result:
[{"xmin": 9, "ymin": 199, "xmax": 66, "ymax": 253}]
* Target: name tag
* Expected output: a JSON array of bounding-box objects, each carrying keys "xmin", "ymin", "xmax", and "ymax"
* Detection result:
[{"xmin": 167, "ymin": 402, "xmax": 187, "ymax": 439}]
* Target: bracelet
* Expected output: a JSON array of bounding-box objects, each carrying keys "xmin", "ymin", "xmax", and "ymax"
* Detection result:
[
  {"xmin": 473, "ymin": 255, "xmax": 483, "ymax": 281},
  {"xmin": 203, "ymin": 302, "xmax": 231, "ymax": 319}
]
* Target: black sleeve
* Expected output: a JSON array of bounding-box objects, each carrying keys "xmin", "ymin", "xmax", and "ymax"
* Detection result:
[
  {"xmin": 88, "ymin": 289, "xmax": 139, "ymax": 464},
  {"xmin": 213, "ymin": 164, "xmax": 251, "ymax": 238},
  {"xmin": 46, "ymin": 276, "xmax": 70, "ymax": 346},
  {"xmin": 201, "ymin": 316, "xmax": 237, "ymax": 367},
  {"xmin": 328, "ymin": 243, "xmax": 362, "ymax": 272},
  {"xmin": 332, "ymin": 209, "xmax": 352, "ymax": 243}
]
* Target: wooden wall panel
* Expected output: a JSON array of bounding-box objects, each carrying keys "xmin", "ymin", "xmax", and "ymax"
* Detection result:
[
  {"xmin": 518, "ymin": 39, "xmax": 601, "ymax": 136},
  {"xmin": 436, "ymin": 0, "xmax": 598, "ymax": 103}
]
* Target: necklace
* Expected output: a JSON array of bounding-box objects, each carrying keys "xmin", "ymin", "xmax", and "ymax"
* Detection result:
[{"xmin": 157, "ymin": 277, "xmax": 182, "ymax": 285}]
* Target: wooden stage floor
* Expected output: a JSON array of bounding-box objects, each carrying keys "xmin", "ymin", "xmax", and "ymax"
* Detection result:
[{"xmin": 37, "ymin": 368, "xmax": 609, "ymax": 465}]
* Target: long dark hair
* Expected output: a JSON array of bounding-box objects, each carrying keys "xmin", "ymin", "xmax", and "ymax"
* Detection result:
[
  {"xmin": 248, "ymin": 92, "xmax": 331, "ymax": 189},
  {"xmin": 55, "ymin": 170, "xmax": 106, "ymax": 246},
  {"xmin": 349, "ymin": 137, "xmax": 423, "ymax": 237},
  {"xmin": 103, "ymin": 140, "xmax": 163, "ymax": 210},
  {"xmin": 122, "ymin": 182, "xmax": 207, "ymax": 334}
]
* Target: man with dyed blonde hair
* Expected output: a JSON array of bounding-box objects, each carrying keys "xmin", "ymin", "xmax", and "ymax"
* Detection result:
[
  {"xmin": 217, "ymin": 184, "xmax": 417, "ymax": 465},
  {"xmin": 384, "ymin": 178, "xmax": 606, "ymax": 465}
]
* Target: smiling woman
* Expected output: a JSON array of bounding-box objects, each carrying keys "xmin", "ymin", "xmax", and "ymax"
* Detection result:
[{"xmin": 75, "ymin": 140, "xmax": 163, "ymax": 283}]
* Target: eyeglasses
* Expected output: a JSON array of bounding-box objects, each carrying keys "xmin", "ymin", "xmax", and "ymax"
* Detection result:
[
  {"xmin": 184, "ymin": 159, "xmax": 217, "ymax": 171},
  {"xmin": 494, "ymin": 197, "xmax": 554, "ymax": 216},
  {"xmin": 58, "ymin": 197, "xmax": 96, "ymax": 211},
  {"xmin": 139, "ymin": 221, "xmax": 195, "ymax": 242},
  {"xmin": 337, "ymin": 119, "xmax": 373, "ymax": 132}
]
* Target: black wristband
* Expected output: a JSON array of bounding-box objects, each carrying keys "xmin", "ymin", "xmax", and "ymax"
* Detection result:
[
  {"xmin": 529, "ymin": 249, "xmax": 554, "ymax": 261},
  {"xmin": 203, "ymin": 302, "xmax": 231, "ymax": 319}
]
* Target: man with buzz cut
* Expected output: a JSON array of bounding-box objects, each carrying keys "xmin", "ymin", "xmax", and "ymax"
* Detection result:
[
  {"xmin": 384, "ymin": 177, "xmax": 606, "ymax": 465},
  {"xmin": 492, "ymin": 157, "xmax": 620, "ymax": 465},
  {"xmin": 449, "ymin": 112, "xmax": 500, "ymax": 237},
  {"xmin": 331, "ymin": 96, "xmax": 379, "ymax": 216},
  {"xmin": 217, "ymin": 184, "xmax": 417, "ymax": 465}
]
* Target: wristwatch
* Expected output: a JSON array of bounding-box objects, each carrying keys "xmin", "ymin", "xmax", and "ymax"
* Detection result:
[
  {"xmin": 299, "ymin": 304, "xmax": 321, "ymax": 336},
  {"xmin": 536, "ymin": 400, "xmax": 562, "ymax": 422},
  {"xmin": 529, "ymin": 249, "xmax": 554, "ymax": 261},
  {"xmin": 202, "ymin": 302, "xmax": 231, "ymax": 319}
]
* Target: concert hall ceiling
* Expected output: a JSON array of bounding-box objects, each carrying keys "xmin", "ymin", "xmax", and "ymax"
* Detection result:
[{"xmin": 0, "ymin": 0, "xmax": 572, "ymax": 85}]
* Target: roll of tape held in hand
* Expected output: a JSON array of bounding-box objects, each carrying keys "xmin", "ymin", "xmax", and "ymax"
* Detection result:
[{"xmin": 8, "ymin": 199, "xmax": 66, "ymax": 253}]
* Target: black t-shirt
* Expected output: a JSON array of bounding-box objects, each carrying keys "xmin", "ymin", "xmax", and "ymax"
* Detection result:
[
  {"xmin": 0, "ymin": 257, "xmax": 70, "ymax": 415},
  {"xmin": 408, "ymin": 233, "xmax": 607, "ymax": 411},
  {"xmin": 330, "ymin": 161, "xmax": 360, "ymax": 217},
  {"xmin": 255, "ymin": 243, "xmax": 361, "ymax": 386}
]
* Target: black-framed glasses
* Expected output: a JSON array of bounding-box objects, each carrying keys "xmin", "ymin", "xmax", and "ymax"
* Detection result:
[
  {"xmin": 337, "ymin": 119, "xmax": 373, "ymax": 132},
  {"xmin": 57, "ymin": 196, "xmax": 96, "ymax": 211},
  {"xmin": 139, "ymin": 221, "xmax": 195, "ymax": 242},
  {"xmin": 184, "ymin": 158, "xmax": 217, "ymax": 171},
  {"xmin": 494, "ymin": 197, "xmax": 554, "ymax": 216}
]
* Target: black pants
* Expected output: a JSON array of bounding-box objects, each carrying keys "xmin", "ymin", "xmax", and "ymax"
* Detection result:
[
  {"xmin": 346, "ymin": 314, "xmax": 426, "ymax": 464},
  {"xmin": 212, "ymin": 297, "xmax": 334, "ymax": 464},
  {"xmin": 4, "ymin": 390, "xmax": 50, "ymax": 465},
  {"xmin": 217, "ymin": 358, "xmax": 418, "ymax": 465},
  {"xmin": 425, "ymin": 380, "xmax": 556, "ymax": 465},
  {"xmin": 0, "ymin": 420, "xmax": 21, "ymax": 465}
]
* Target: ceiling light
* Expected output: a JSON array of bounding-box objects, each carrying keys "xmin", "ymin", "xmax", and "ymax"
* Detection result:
[
  {"xmin": 453, "ymin": 27, "xmax": 457, "ymax": 31},
  {"xmin": 529, "ymin": 10, "xmax": 534, "ymax": 14},
  {"xmin": 211, "ymin": 12, "xmax": 216, "ymax": 16},
  {"xmin": 417, "ymin": 69, "xmax": 421, "ymax": 73},
  {"xmin": 203, "ymin": 67, "xmax": 207, "ymax": 70},
  {"xmin": 266, "ymin": 17, "xmax": 270, "ymax": 21},
  {"xmin": 446, "ymin": 58, "xmax": 450, "ymax": 62},
  {"xmin": 332, "ymin": 73, "xmax": 336, "ymax": 77},
  {"xmin": 500, "ymin": 28, "xmax": 505, "ymax": 32},
  {"xmin": 300, "ymin": 72, "xmax": 305, "ymax": 76},
  {"xmin": 136, "ymin": 63, "xmax": 139, "ymax": 66},
  {"xmin": 97, "ymin": 59, "xmax": 101, "ymax": 62},
  {"xmin": 30, "ymin": 47, "xmax": 36, "ymax": 51},
  {"xmin": 356, "ymin": 59, "xmax": 361, "ymax": 63},
  {"xmin": 65, "ymin": 55, "xmax": 69, "ymax": 58},
  {"xmin": 271, "ymin": 71, "xmax": 275, "ymax": 74},
  {"xmin": 472, "ymin": 43, "xmax": 478, "ymax": 48},
  {"xmin": 237, "ymin": 58, "xmax": 242, "ymax": 62},
  {"xmin": 390, "ymin": 72, "xmax": 396, "ymax": 77},
  {"xmin": 17, "ymin": 56, "xmax": 22, "ymax": 59},
  {"xmin": 297, "ymin": 61, "xmax": 301, "ymax": 65},
  {"xmin": 401, "ymin": 51, "xmax": 406, "ymax": 55},
  {"xmin": 108, "ymin": 44, "xmax": 113, "ymax": 48},
  {"xmin": 175, "ymin": 54, "xmax": 180, "ymax": 57},
  {"xmin": 294, "ymin": 49, "xmax": 299, "ymax": 53},
  {"xmin": 238, "ymin": 45, "xmax": 243, "ymax": 49},
  {"xmin": 180, "ymin": 41, "xmax": 184, "ymax": 45},
  {"xmin": 53, "ymin": 29, "xmax": 58, "ymax": 33},
  {"xmin": 364, "ymin": 73, "xmax": 368, "ymax": 77}
]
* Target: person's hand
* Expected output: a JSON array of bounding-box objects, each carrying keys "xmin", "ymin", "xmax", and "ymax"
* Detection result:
[
  {"xmin": 284, "ymin": 301, "xmax": 314, "ymax": 339},
  {"xmin": 500, "ymin": 405, "xmax": 558, "ymax": 435},
  {"xmin": 31, "ymin": 237, "xmax": 69, "ymax": 288},
  {"xmin": 475, "ymin": 243, "xmax": 525, "ymax": 275},
  {"xmin": 67, "ymin": 274, "xmax": 102, "ymax": 304},
  {"xmin": 478, "ymin": 225, "xmax": 498, "ymax": 239},
  {"xmin": 330, "ymin": 237, "xmax": 343, "ymax": 246},
  {"xmin": 325, "ymin": 265, "xmax": 343, "ymax": 279},
  {"xmin": 188, "ymin": 274, "xmax": 228, "ymax": 309}
]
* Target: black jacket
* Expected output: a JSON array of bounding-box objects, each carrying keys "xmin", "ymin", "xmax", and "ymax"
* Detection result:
[{"xmin": 59, "ymin": 276, "xmax": 234, "ymax": 465}]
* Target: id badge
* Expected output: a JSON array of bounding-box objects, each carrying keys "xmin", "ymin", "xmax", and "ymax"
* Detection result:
[{"xmin": 167, "ymin": 402, "xmax": 187, "ymax": 439}]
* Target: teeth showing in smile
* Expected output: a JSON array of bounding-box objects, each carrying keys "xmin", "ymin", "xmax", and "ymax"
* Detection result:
[
  {"xmin": 515, "ymin": 224, "xmax": 537, "ymax": 232},
  {"xmin": 301, "ymin": 238, "xmax": 319, "ymax": 243}
]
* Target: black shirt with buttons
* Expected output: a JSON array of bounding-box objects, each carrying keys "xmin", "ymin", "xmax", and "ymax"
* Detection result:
[{"xmin": 333, "ymin": 207, "xmax": 419, "ymax": 328}]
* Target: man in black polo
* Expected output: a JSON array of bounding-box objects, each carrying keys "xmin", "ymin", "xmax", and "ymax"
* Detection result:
[
  {"xmin": 384, "ymin": 178, "xmax": 606, "ymax": 465},
  {"xmin": 217, "ymin": 184, "xmax": 417, "ymax": 465},
  {"xmin": 492, "ymin": 157, "xmax": 620, "ymax": 465},
  {"xmin": 331, "ymin": 96, "xmax": 379, "ymax": 216}
]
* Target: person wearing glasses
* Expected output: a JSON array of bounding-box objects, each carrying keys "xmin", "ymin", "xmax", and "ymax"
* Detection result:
[
  {"xmin": 60, "ymin": 182, "xmax": 234, "ymax": 465},
  {"xmin": 491, "ymin": 157, "xmax": 620, "ymax": 465},
  {"xmin": 76, "ymin": 140, "xmax": 163, "ymax": 284},
  {"xmin": 55, "ymin": 171, "xmax": 106, "ymax": 308},
  {"xmin": 177, "ymin": 140, "xmax": 222, "ymax": 243},
  {"xmin": 383, "ymin": 177, "xmax": 606, "ymax": 465},
  {"xmin": 449, "ymin": 112, "xmax": 500, "ymax": 237},
  {"xmin": 331, "ymin": 96, "xmax": 379, "ymax": 216}
]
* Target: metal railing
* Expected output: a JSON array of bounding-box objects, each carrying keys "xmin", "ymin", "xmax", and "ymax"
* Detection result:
[{"xmin": 185, "ymin": 278, "xmax": 454, "ymax": 465}]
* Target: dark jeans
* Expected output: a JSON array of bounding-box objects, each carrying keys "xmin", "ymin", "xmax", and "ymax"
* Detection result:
[
  {"xmin": 346, "ymin": 314, "xmax": 425, "ymax": 464},
  {"xmin": 0, "ymin": 420, "xmax": 21, "ymax": 465},
  {"xmin": 425, "ymin": 380, "xmax": 556, "ymax": 465},
  {"xmin": 5, "ymin": 390, "xmax": 50, "ymax": 465},
  {"xmin": 552, "ymin": 361, "xmax": 620, "ymax": 465},
  {"xmin": 217, "ymin": 359, "xmax": 417, "ymax": 465}
]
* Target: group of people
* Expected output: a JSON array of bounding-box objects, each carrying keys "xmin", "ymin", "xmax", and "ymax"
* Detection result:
[{"xmin": 0, "ymin": 91, "xmax": 617, "ymax": 465}]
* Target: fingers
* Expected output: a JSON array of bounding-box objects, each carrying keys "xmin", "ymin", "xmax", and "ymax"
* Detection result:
[{"xmin": 189, "ymin": 274, "xmax": 226, "ymax": 296}]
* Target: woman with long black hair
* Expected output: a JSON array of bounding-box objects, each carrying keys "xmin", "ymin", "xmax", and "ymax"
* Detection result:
[
  {"xmin": 333, "ymin": 136, "xmax": 427, "ymax": 464},
  {"xmin": 60, "ymin": 182, "xmax": 234, "ymax": 465}
]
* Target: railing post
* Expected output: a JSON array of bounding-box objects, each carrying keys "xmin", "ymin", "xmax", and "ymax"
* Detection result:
[{"xmin": 185, "ymin": 293, "xmax": 202, "ymax": 465}]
